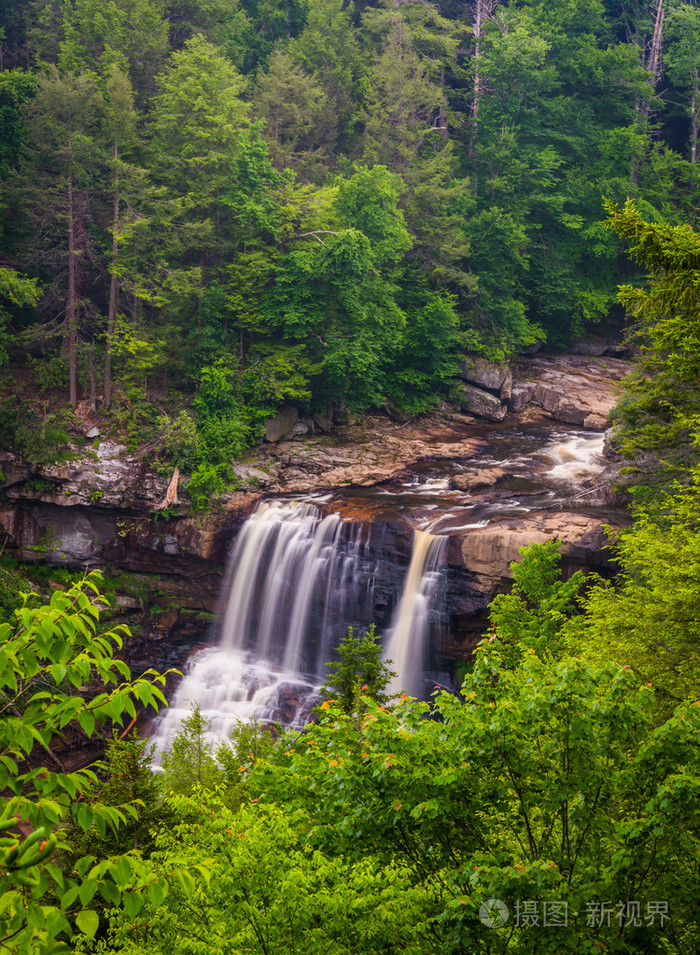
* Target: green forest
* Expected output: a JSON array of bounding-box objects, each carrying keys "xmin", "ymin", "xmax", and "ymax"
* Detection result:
[
  {"xmin": 2, "ymin": 0, "xmax": 700, "ymax": 492},
  {"xmin": 0, "ymin": 196, "xmax": 699, "ymax": 953},
  {"xmin": 2, "ymin": 1, "xmax": 700, "ymax": 953}
]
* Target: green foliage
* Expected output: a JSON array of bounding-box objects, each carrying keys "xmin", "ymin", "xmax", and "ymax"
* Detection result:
[
  {"xmin": 103, "ymin": 651, "xmax": 700, "ymax": 953},
  {"xmin": 105, "ymin": 797, "xmax": 431, "ymax": 954},
  {"xmin": 252, "ymin": 655, "xmax": 700, "ymax": 953},
  {"xmin": 0, "ymin": 574, "xmax": 169, "ymax": 952},
  {"xmin": 28, "ymin": 351, "xmax": 69, "ymax": 393},
  {"xmin": 569, "ymin": 468, "xmax": 700, "ymax": 710},
  {"xmin": 0, "ymin": 559, "xmax": 32, "ymax": 626},
  {"xmin": 158, "ymin": 409, "xmax": 201, "ymax": 472},
  {"xmin": 67, "ymin": 731, "xmax": 168, "ymax": 857},
  {"xmin": 4, "ymin": 0, "xmax": 700, "ymax": 432},
  {"xmin": 159, "ymin": 703, "xmax": 220, "ymax": 794},
  {"xmin": 0, "ymin": 69, "xmax": 37, "ymax": 179},
  {"xmin": 319, "ymin": 624, "xmax": 396, "ymax": 715},
  {"xmin": 0, "ymin": 399, "xmax": 74, "ymax": 465},
  {"xmin": 606, "ymin": 200, "xmax": 700, "ymax": 489},
  {"xmin": 487, "ymin": 540, "xmax": 587, "ymax": 668},
  {"xmin": 0, "ymin": 265, "xmax": 41, "ymax": 367},
  {"xmin": 215, "ymin": 717, "xmax": 283, "ymax": 801}
]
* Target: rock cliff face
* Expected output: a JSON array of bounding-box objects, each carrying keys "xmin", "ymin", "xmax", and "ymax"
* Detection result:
[
  {"xmin": 452, "ymin": 353, "xmax": 629, "ymax": 429},
  {"xmin": 513, "ymin": 355, "xmax": 629, "ymax": 429},
  {"xmin": 0, "ymin": 354, "xmax": 630, "ymax": 675}
]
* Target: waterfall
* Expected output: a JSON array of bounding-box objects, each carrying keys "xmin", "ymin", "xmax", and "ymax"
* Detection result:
[
  {"xmin": 152, "ymin": 500, "xmax": 433, "ymax": 757},
  {"xmin": 385, "ymin": 530, "xmax": 446, "ymax": 698},
  {"xmin": 217, "ymin": 500, "xmax": 375, "ymax": 675}
]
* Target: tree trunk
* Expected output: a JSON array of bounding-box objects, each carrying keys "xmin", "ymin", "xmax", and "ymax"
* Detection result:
[
  {"xmin": 469, "ymin": 0, "xmax": 492, "ymax": 158},
  {"xmin": 67, "ymin": 108, "xmax": 78, "ymax": 409},
  {"xmin": 691, "ymin": 75, "xmax": 698, "ymax": 189},
  {"xmin": 89, "ymin": 345, "xmax": 97, "ymax": 412},
  {"xmin": 631, "ymin": 0, "xmax": 665, "ymax": 184},
  {"xmin": 637, "ymin": 0, "xmax": 665, "ymax": 123},
  {"xmin": 469, "ymin": 0, "xmax": 498, "ymax": 192},
  {"xmin": 105, "ymin": 135, "xmax": 120, "ymax": 411}
]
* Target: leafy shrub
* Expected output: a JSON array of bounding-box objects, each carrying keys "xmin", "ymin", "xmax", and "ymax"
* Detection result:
[
  {"xmin": 158, "ymin": 410, "xmax": 201, "ymax": 472},
  {"xmin": 28, "ymin": 352, "xmax": 69, "ymax": 393},
  {"xmin": 0, "ymin": 398, "xmax": 73, "ymax": 463}
]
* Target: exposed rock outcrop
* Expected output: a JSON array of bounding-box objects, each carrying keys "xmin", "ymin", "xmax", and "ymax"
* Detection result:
[
  {"xmin": 512, "ymin": 355, "xmax": 629, "ymax": 429},
  {"xmin": 0, "ymin": 353, "xmax": 632, "ymax": 688},
  {"xmin": 455, "ymin": 383, "xmax": 508, "ymax": 421},
  {"xmin": 0, "ymin": 442, "xmax": 168, "ymax": 511},
  {"xmin": 448, "ymin": 510, "xmax": 615, "ymax": 594},
  {"xmin": 446, "ymin": 353, "xmax": 630, "ymax": 428},
  {"xmin": 265, "ymin": 406, "xmax": 299, "ymax": 442},
  {"xmin": 460, "ymin": 356, "xmax": 512, "ymax": 396}
]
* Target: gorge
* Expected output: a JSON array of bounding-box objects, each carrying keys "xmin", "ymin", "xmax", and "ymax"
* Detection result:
[{"xmin": 0, "ymin": 354, "xmax": 631, "ymax": 751}]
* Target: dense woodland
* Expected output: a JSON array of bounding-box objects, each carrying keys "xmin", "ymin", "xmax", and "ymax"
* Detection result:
[
  {"xmin": 2, "ymin": 0, "xmax": 700, "ymax": 493},
  {"xmin": 1, "ymin": 2, "xmax": 700, "ymax": 953},
  {"xmin": 0, "ymin": 200, "xmax": 699, "ymax": 953}
]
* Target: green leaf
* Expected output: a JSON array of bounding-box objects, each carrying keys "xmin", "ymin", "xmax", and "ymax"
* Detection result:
[
  {"xmin": 75, "ymin": 909, "xmax": 99, "ymax": 939},
  {"xmin": 123, "ymin": 891, "xmax": 142, "ymax": 919}
]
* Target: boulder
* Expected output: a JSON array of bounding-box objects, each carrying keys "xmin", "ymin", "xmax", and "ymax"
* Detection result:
[
  {"xmin": 332, "ymin": 403, "xmax": 357, "ymax": 426},
  {"xmin": 570, "ymin": 337, "xmax": 610, "ymax": 357},
  {"xmin": 313, "ymin": 410, "xmax": 333, "ymax": 433},
  {"xmin": 384, "ymin": 401, "xmax": 411, "ymax": 423},
  {"xmin": 451, "ymin": 468, "xmax": 510, "ymax": 491},
  {"xmin": 291, "ymin": 419, "xmax": 310, "ymax": 437},
  {"xmin": 603, "ymin": 426, "xmax": 623, "ymax": 460},
  {"xmin": 460, "ymin": 356, "xmax": 512, "ymax": 394},
  {"xmin": 508, "ymin": 381, "xmax": 534, "ymax": 412},
  {"xmin": 583, "ymin": 413, "xmax": 608, "ymax": 431},
  {"xmin": 232, "ymin": 464, "xmax": 274, "ymax": 488},
  {"xmin": 455, "ymin": 383, "xmax": 507, "ymax": 421},
  {"xmin": 500, "ymin": 369, "xmax": 513, "ymax": 402},
  {"xmin": 264, "ymin": 406, "xmax": 299, "ymax": 442}
]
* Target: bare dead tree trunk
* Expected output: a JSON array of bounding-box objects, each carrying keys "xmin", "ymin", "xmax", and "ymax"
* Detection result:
[
  {"xmin": 631, "ymin": 0, "xmax": 665, "ymax": 184},
  {"xmin": 105, "ymin": 135, "xmax": 119, "ymax": 411},
  {"xmin": 691, "ymin": 74, "xmax": 698, "ymax": 190},
  {"xmin": 638, "ymin": 0, "xmax": 665, "ymax": 122},
  {"xmin": 469, "ymin": 0, "xmax": 499, "ymax": 193},
  {"xmin": 154, "ymin": 468, "xmax": 180, "ymax": 510},
  {"xmin": 470, "ymin": 0, "xmax": 497, "ymax": 154},
  {"xmin": 67, "ymin": 108, "xmax": 78, "ymax": 409},
  {"xmin": 648, "ymin": 0, "xmax": 665, "ymax": 82}
]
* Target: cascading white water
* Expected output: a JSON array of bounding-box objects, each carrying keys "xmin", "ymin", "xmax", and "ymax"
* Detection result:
[
  {"xmin": 150, "ymin": 648, "xmax": 318, "ymax": 757},
  {"xmin": 150, "ymin": 500, "xmax": 385, "ymax": 759},
  {"xmin": 542, "ymin": 433, "xmax": 605, "ymax": 485},
  {"xmin": 384, "ymin": 530, "xmax": 446, "ymax": 698}
]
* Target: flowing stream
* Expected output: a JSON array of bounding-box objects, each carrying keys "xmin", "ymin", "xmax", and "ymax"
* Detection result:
[{"xmin": 150, "ymin": 426, "xmax": 607, "ymax": 758}]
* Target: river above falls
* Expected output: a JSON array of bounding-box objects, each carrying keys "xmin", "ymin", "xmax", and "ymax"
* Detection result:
[{"xmin": 305, "ymin": 423, "xmax": 609, "ymax": 532}]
